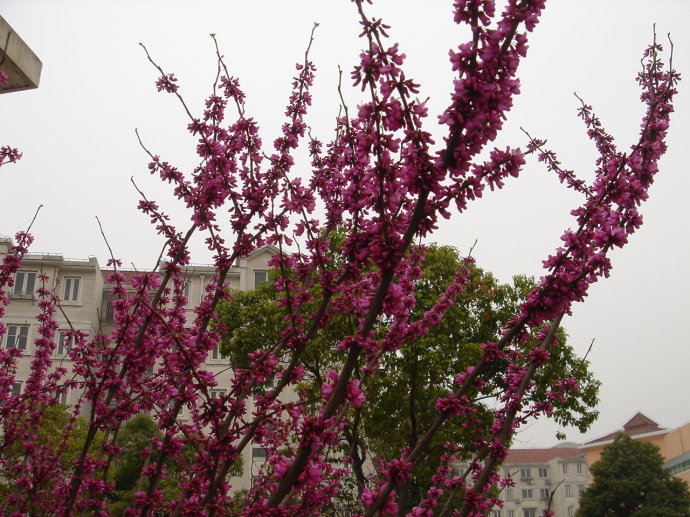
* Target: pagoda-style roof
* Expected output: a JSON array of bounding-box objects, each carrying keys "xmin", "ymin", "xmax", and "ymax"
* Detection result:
[{"xmin": 584, "ymin": 412, "xmax": 668, "ymax": 445}]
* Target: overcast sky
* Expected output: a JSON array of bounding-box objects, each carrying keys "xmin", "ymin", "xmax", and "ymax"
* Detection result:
[{"xmin": 2, "ymin": 0, "xmax": 689, "ymax": 448}]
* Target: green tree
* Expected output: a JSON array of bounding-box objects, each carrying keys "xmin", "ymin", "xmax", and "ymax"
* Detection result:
[
  {"xmin": 217, "ymin": 244, "xmax": 600, "ymax": 513},
  {"xmin": 109, "ymin": 413, "xmax": 244, "ymax": 515},
  {"xmin": 358, "ymin": 245, "xmax": 599, "ymax": 513},
  {"xmin": 0, "ymin": 404, "xmax": 102, "ymax": 510},
  {"xmin": 109, "ymin": 414, "xmax": 164, "ymax": 515},
  {"xmin": 577, "ymin": 434, "xmax": 690, "ymax": 517}
]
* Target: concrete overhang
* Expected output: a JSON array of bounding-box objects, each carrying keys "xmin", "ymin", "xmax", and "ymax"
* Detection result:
[{"xmin": 0, "ymin": 16, "xmax": 42, "ymax": 94}]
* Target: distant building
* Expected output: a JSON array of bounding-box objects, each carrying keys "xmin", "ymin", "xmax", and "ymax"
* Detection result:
[
  {"xmin": 580, "ymin": 412, "xmax": 690, "ymax": 485},
  {"xmin": 0, "ymin": 235, "xmax": 277, "ymax": 491},
  {"xmin": 457, "ymin": 447, "xmax": 589, "ymax": 517}
]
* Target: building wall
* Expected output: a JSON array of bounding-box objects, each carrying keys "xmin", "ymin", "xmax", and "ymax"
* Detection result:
[
  {"xmin": 0, "ymin": 236, "xmax": 277, "ymax": 490},
  {"xmin": 1, "ymin": 243, "xmax": 104, "ymax": 400},
  {"xmin": 664, "ymin": 423, "xmax": 690, "ymax": 461},
  {"xmin": 581, "ymin": 421, "xmax": 690, "ymax": 486},
  {"xmin": 582, "ymin": 428, "xmax": 690, "ymax": 482},
  {"xmin": 457, "ymin": 451, "xmax": 589, "ymax": 517},
  {"xmin": 543, "ymin": 455, "xmax": 589, "ymax": 517},
  {"xmin": 582, "ymin": 431, "xmax": 669, "ymax": 476}
]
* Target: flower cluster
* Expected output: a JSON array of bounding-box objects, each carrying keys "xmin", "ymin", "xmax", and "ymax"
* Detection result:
[{"xmin": 0, "ymin": 145, "xmax": 22, "ymax": 167}]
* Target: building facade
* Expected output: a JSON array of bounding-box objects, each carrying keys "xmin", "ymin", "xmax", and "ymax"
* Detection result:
[
  {"xmin": 497, "ymin": 448, "xmax": 589, "ymax": 517},
  {"xmin": 0, "ymin": 236, "xmax": 277, "ymax": 491},
  {"xmin": 455, "ymin": 447, "xmax": 589, "ymax": 517},
  {"xmin": 580, "ymin": 412, "xmax": 690, "ymax": 485}
]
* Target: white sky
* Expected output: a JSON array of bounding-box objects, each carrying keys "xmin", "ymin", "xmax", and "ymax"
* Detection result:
[{"xmin": 2, "ymin": 0, "xmax": 689, "ymax": 447}]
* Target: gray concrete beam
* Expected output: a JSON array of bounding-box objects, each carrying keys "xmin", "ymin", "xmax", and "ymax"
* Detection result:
[{"xmin": 0, "ymin": 16, "xmax": 42, "ymax": 94}]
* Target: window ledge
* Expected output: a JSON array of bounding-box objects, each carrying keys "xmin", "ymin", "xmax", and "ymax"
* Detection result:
[{"xmin": 9, "ymin": 294, "xmax": 36, "ymax": 301}]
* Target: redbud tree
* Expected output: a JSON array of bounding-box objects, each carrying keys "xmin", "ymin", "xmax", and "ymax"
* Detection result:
[{"xmin": 0, "ymin": 0, "xmax": 679, "ymax": 516}]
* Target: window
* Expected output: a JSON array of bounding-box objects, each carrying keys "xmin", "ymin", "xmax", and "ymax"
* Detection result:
[
  {"xmin": 6, "ymin": 325, "xmax": 29, "ymax": 350},
  {"xmin": 567, "ymin": 506, "xmax": 574, "ymax": 517},
  {"xmin": 578, "ymin": 484, "xmax": 586, "ymax": 494},
  {"xmin": 102, "ymin": 294, "xmax": 115, "ymax": 322},
  {"xmin": 538, "ymin": 467, "xmax": 548, "ymax": 478},
  {"xmin": 56, "ymin": 330, "xmax": 73, "ymax": 357},
  {"xmin": 1, "ymin": 382, "xmax": 22, "ymax": 407},
  {"xmin": 520, "ymin": 468, "xmax": 532, "ymax": 479},
  {"xmin": 540, "ymin": 488, "xmax": 550, "ymax": 500},
  {"xmin": 209, "ymin": 389, "xmax": 226, "ymax": 398},
  {"xmin": 508, "ymin": 511, "xmax": 515, "ymax": 517},
  {"xmin": 13, "ymin": 271, "xmax": 36, "ymax": 296},
  {"xmin": 253, "ymin": 270, "xmax": 268, "ymax": 288},
  {"xmin": 521, "ymin": 489, "xmax": 533, "ymax": 500},
  {"xmin": 11, "ymin": 381, "xmax": 22, "ymax": 396},
  {"xmin": 562, "ymin": 463, "xmax": 569, "ymax": 475},
  {"xmin": 63, "ymin": 277, "xmax": 80, "ymax": 302},
  {"xmin": 523, "ymin": 509, "xmax": 536, "ymax": 517},
  {"xmin": 576, "ymin": 462, "xmax": 585, "ymax": 474},
  {"xmin": 60, "ymin": 390, "xmax": 69, "ymax": 405},
  {"xmin": 183, "ymin": 280, "xmax": 191, "ymax": 300},
  {"xmin": 209, "ymin": 346, "xmax": 227, "ymax": 361},
  {"xmin": 565, "ymin": 484, "xmax": 572, "ymax": 496},
  {"xmin": 252, "ymin": 446, "xmax": 267, "ymax": 459},
  {"xmin": 492, "ymin": 511, "xmax": 502, "ymax": 517},
  {"xmin": 505, "ymin": 488, "xmax": 514, "ymax": 501},
  {"xmin": 670, "ymin": 460, "xmax": 690, "ymax": 476}
]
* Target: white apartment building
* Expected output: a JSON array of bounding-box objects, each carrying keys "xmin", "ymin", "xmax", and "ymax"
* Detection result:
[
  {"xmin": 0, "ymin": 235, "xmax": 277, "ymax": 491},
  {"xmin": 456, "ymin": 446, "xmax": 589, "ymax": 517},
  {"xmin": 498, "ymin": 447, "xmax": 588, "ymax": 517}
]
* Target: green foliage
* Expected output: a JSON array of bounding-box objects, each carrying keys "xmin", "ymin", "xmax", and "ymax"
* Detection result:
[
  {"xmin": 109, "ymin": 413, "xmax": 242, "ymax": 515},
  {"xmin": 216, "ymin": 278, "xmax": 287, "ymax": 378},
  {"xmin": 577, "ymin": 434, "xmax": 690, "ymax": 517},
  {"xmin": 36, "ymin": 404, "xmax": 100, "ymax": 468},
  {"xmin": 0, "ymin": 404, "xmax": 102, "ymax": 510},
  {"xmin": 109, "ymin": 413, "xmax": 163, "ymax": 515},
  {"xmin": 113, "ymin": 413, "xmax": 159, "ymax": 492},
  {"xmin": 359, "ymin": 245, "xmax": 599, "ymax": 511},
  {"xmin": 216, "ymin": 243, "xmax": 600, "ymax": 512}
]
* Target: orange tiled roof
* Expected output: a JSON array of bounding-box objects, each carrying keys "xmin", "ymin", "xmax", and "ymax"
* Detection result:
[
  {"xmin": 505, "ymin": 448, "xmax": 583, "ymax": 463},
  {"xmin": 584, "ymin": 412, "xmax": 668, "ymax": 445},
  {"xmin": 101, "ymin": 269, "xmax": 149, "ymax": 285}
]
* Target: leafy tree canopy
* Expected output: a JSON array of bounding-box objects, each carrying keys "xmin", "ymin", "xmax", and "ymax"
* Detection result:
[
  {"xmin": 217, "ymin": 243, "xmax": 600, "ymax": 512},
  {"xmin": 109, "ymin": 413, "xmax": 243, "ymax": 515},
  {"xmin": 0, "ymin": 404, "xmax": 102, "ymax": 511},
  {"xmin": 577, "ymin": 434, "xmax": 690, "ymax": 517}
]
